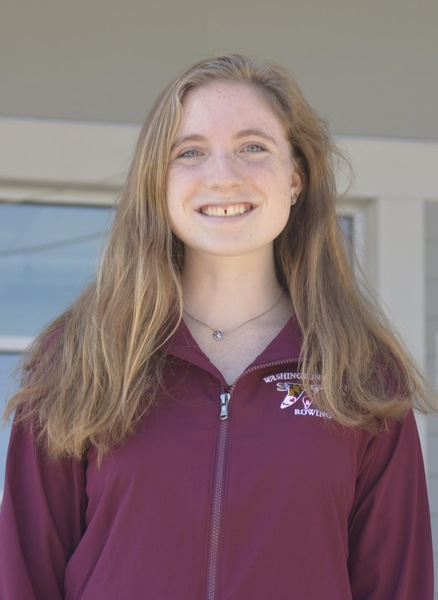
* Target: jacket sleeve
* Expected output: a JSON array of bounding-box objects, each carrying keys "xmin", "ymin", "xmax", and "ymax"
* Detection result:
[
  {"xmin": 348, "ymin": 410, "xmax": 433, "ymax": 600},
  {"xmin": 0, "ymin": 420, "xmax": 87, "ymax": 599}
]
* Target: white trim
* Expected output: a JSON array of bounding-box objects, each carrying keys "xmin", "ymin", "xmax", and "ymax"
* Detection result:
[
  {"xmin": 337, "ymin": 198, "xmax": 369, "ymax": 271},
  {"xmin": 374, "ymin": 196, "xmax": 427, "ymax": 457},
  {"xmin": 0, "ymin": 336, "xmax": 34, "ymax": 353},
  {"xmin": 0, "ymin": 117, "xmax": 138, "ymax": 187},
  {"xmin": 373, "ymin": 196, "xmax": 425, "ymax": 362},
  {"xmin": 436, "ymin": 331, "xmax": 438, "ymax": 389},
  {"xmin": 0, "ymin": 184, "xmax": 118, "ymax": 207},
  {"xmin": 337, "ymin": 137, "xmax": 438, "ymax": 200}
]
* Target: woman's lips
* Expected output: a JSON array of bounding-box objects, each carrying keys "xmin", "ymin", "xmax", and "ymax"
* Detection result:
[{"xmin": 199, "ymin": 203, "xmax": 253, "ymax": 217}]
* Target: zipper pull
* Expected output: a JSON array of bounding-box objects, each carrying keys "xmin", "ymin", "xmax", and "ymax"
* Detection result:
[{"xmin": 219, "ymin": 392, "xmax": 231, "ymax": 421}]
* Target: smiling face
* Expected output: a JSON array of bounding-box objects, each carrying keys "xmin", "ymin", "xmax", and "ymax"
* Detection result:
[{"xmin": 166, "ymin": 82, "xmax": 303, "ymax": 262}]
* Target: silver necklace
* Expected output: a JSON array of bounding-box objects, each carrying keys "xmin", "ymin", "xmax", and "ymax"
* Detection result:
[{"xmin": 183, "ymin": 292, "xmax": 284, "ymax": 341}]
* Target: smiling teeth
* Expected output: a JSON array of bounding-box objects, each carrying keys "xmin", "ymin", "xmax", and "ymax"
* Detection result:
[{"xmin": 200, "ymin": 204, "xmax": 251, "ymax": 217}]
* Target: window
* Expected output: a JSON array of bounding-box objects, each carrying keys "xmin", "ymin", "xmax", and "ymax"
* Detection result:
[
  {"xmin": 0, "ymin": 202, "xmax": 112, "ymax": 336},
  {"xmin": 0, "ymin": 352, "xmax": 20, "ymax": 497},
  {"xmin": 0, "ymin": 200, "xmax": 112, "ymax": 492}
]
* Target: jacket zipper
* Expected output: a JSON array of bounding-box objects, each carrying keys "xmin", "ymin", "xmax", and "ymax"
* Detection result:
[
  {"xmin": 206, "ymin": 358, "xmax": 299, "ymax": 599},
  {"xmin": 207, "ymin": 392, "xmax": 231, "ymax": 600}
]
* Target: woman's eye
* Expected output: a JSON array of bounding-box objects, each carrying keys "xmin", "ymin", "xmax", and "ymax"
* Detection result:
[
  {"xmin": 243, "ymin": 144, "xmax": 265, "ymax": 153},
  {"xmin": 179, "ymin": 149, "xmax": 201, "ymax": 158}
]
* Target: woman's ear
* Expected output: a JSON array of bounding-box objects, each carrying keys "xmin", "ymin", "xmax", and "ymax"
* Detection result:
[{"xmin": 290, "ymin": 168, "xmax": 303, "ymax": 200}]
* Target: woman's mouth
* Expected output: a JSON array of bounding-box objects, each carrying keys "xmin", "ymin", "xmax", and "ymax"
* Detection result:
[{"xmin": 199, "ymin": 203, "xmax": 252, "ymax": 217}]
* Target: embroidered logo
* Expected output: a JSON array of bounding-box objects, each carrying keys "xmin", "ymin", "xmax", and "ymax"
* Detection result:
[
  {"xmin": 278, "ymin": 383, "xmax": 310, "ymax": 409},
  {"xmin": 263, "ymin": 372, "xmax": 331, "ymax": 419}
]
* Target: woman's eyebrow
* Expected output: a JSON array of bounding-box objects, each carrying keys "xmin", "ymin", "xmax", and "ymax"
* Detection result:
[
  {"xmin": 234, "ymin": 129, "xmax": 279, "ymax": 146},
  {"xmin": 172, "ymin": 134, "xmax": 206, "ymax": 149},
  {"xmin": 172, "ymin": 129, "xmax": 279, "ymax": 150}
]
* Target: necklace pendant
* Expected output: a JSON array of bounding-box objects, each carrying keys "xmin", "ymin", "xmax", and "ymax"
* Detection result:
[{"xmin": 213, "ymin": 329, "xmax": 225, "ymax": 341}]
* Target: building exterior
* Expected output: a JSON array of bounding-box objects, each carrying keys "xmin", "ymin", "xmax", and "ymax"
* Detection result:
[{"xmin": 1, "ymin": 0, "xmax": 437, "ymax": 592}]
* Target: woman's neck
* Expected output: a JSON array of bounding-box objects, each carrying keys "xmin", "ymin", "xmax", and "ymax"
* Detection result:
[
  {"xmin": 180, "ymin": 249, "xmax": 292, "ymax": 385},
  {"xmin": 181, "ymin": 250, "xmax": 285, "ymax": 331}
]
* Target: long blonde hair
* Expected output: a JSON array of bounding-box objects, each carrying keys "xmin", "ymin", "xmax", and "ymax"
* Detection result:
[{"xmin": 5, "ymin": 54, "xmax": 433, "ymax": 460}]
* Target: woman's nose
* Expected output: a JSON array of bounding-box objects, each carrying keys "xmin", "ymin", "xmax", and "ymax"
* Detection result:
[{"xmin": 204, "ymin": 153, "xmax": 243, "ymax": 189}]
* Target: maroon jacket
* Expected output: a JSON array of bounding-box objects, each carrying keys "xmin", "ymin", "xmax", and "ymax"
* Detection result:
[{"xmin": 0, "ymin": 317, "xmax": 433, "ymax": 599}]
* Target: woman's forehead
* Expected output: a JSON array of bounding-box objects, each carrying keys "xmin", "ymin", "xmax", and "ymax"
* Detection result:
[{"xmin": 177, "ymin": 81, "xmax": 288, "ymax": 139}]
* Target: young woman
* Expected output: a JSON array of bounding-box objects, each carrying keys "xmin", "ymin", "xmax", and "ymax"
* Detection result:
[{"xmin": 0, "ymin": 54, "xmax": 434, "ymax": 599}]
